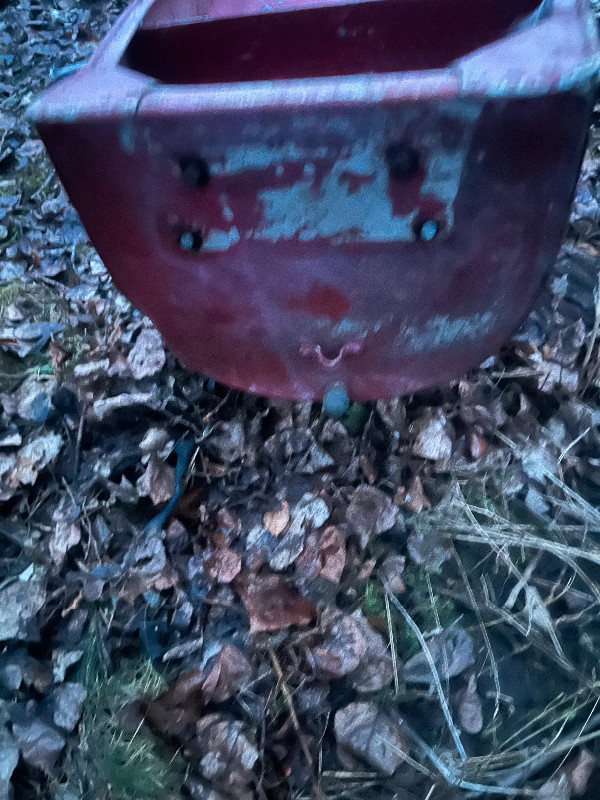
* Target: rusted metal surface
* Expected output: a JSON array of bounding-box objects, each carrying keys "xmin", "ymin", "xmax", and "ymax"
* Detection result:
[{"xmin": 31, "ymin": 0, "xmax": 599, "ymax": 401}]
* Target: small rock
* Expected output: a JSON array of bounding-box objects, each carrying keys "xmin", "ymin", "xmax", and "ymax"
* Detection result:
[{"xmin": 50, "ymin": 682, "xmax": 87, "ymax": 732}]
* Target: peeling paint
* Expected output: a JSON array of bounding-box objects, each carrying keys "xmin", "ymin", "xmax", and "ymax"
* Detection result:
[
  {"xmin": 203, "ymin": 227, "xmax": 240, "ymax": 251},
  {"xmin": 250, "ymin": 114, "xmax": 475, "ymax": 243},
  {"xmin": 119, "ymin": 122, "xmax": 136, "ymax": 154},
  {"xmin": 255, "ymin": 139, "xmax": 415, "ymax": 243},
  {"xmin": 395, "ymin": 311, "xmax": 495, "ymax": 355},
  {"xmin": 420, "ymin": 150, "xmax": 466, "ymax": 207},
  {"xmin": 215, "ymin": 142, "xmax": 305, "ymax": 174},
  {"xmin": 219, "ymin": 195, "xmax": 234, "ymax": 222}
]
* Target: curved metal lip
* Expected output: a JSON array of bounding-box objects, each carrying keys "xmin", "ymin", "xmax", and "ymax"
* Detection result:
[{"xmin": 29, "ymin": 0, "xmax": 599, "ymax": 125}]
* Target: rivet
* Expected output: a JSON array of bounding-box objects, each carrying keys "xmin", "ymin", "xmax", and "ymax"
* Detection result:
[
  {"xmin": 179, "ymin": 156, "xmax": 210, "ymax": 189},
  {"xmin": 418, "ymin": 220, "xmax": 439, "ymax": 242},
  {"xmin": 385, "ymin": 143, "xmax": 419, "ymax": 181},
  {"xmin": 323, "ymin": 382, "xmax": 350, "ymax": 418},
  {"xmin": 179, "ymin": 229, "xmax": 204, "ymax": 252}
]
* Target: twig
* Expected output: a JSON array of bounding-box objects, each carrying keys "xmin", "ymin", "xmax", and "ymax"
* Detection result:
[
  {"xmin": 392, "ymin": 714, "xmax": 538, "ymax": 796},
  {"xmin": 384, "ymin": 592, "xmax": 400, "ymax": 696},
  {"xmin": 71, "ymin": 403, "xmax": 86, "ymax": 482},
  {"xmin": 268, "ymin": 646, "xmax": 324, "ymax": 800},
  {"xmin": 383, "ymin": 589, "xmax": 467, "ymax": 762},
  {"xmin": 581, "ymin": 273, "xmax": 600, "ymax": 374},
  {"xmin": 452, "ymin": 530, "xmax": 600, "ymax": 569},
  {"xmin": 494, "ymin": 430, "xmax": 600, "ymax": 526},
  {"xmin": 451, "ymin": 542, "xmax": 501, "ymax": 726}
]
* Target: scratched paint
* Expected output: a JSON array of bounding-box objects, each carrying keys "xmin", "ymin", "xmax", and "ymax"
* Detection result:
[
  {"xmin": 254, "ymin": 139, "xmax": 415, "ymax": 243},
  {"xmin": 395, "ymin": 311, "xmax": 495, "ymax": 355},
  {"xmin": 241, "ymin": 107, "xmax": 480, "ymax": 243},
  {"xmin": 214, "ymin": 143, "xmax": 306, "ymax": 174},
  {"xmin": 203, "ymin": 227, "xmax": 240, "ymax": 251}
]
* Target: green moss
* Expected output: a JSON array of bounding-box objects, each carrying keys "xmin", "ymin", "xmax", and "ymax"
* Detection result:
[
  {"xmin": 58, "ymin": 624, "xmax": 183, "ymax": 800},
  {"xmin": 362, "ymin": 565, "xmax": 460, "ymax": 664},
  {"xmin": 362, "ymin": 580, "xmax": 386, "ymax": 618},
  {"xmin": 0, "ymin": 282, "xmax": 19, "ymax": 309},
  {"xmin": 17, "ymin": 153, "xmax": 55, "ymax": 201}
]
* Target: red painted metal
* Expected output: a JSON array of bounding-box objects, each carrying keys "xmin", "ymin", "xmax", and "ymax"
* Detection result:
[{"xmin": 31, "ymin": 0, "xmax": 599, "ymax": 401}]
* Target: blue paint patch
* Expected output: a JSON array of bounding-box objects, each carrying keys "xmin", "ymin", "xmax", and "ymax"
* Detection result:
[{"xmin": 396, "ymin": 311, "xmax": 495, "ymax": 354}]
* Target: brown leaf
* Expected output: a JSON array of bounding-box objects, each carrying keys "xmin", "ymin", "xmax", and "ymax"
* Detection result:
[
  {"xmin": 238, "ymin": 575, "xmax": 316, "ymax": 633},
  {"xmin": 535, "ymin": 353, "xmax": 580, "ymax": 394},
  {"xmin": 49, "ymin": 521, "xmax": 81, "ymax": 568},
  {"xmin": 538, "ymin": 776, "xmax": 572, "ymax": 800},
  {"xmin": 127, "ymin": 328, "xmax": 166, "ymax": 379},
  {"xmin": 137, "ymin": 454, "xmax": 175, "ymax": 506},
  {"xmin": 207, "ymin": 422, "xmax": 245, "ymax": 464},
  {"xmin": 205, "ymin": 547, "xmax": 242, "ymax": 584},
  {"xmin": 411, "ymin": 411, "xmax": 453, "ymax": 461},
  {"xmin": 318, "ymin": 525, "xmax": 346, "ymax": 583},
  {"xmin": 334, "ymin": 702, "xmax": 408, "ymax": 775},
  {"xmin": 311, "ymin": 614, "xmax": 367, "ymax": 677},
  {"xmin": 192, "ymin": 713, "xmax": 259, "ymax": 797},
  {"xmin": 455, "ymin": 674, "xmax": 483, "ymax": 734},
  {"xmin": 213, "ymin": 508, "xmax": 241, "ymax": 546},
  {"xmin": 378, "ymin": 553, "xmax": 405, "ymax": 594},
  {"xmin": 565, "ymin": 749, "xmax": 596, "ymax": 796},
  {"xmin": 202, "ymin": 646, "xmax": 253, "ymax": 704},
  {"xmin": 346, "ymin": 485, "xmax": 397, "ymax": 547},
  {"xmin": 311, "ymin": 611, "xmax": 393, "ymax": 692},
  {"xmin": 144, "ymin": 670, "xmax": 205, "ymax": 739},
  {"xmin": 349, "ymin": 611, "xmax": 394, "ymax": 693},
  {"xmin": 407, "ymin": 529, "xmax": 452, "ymax": 571},
  {"xmin": 48, "ymin": 340, "xmax": 70, "ymax": 369},
  {"xmin": 403, "ymin": 626, "xmax": 473, "ymax": 684},
  {"xmin": 0, "ymin": 573, "xmax": 46, "ymax": 641},
  {"xmin": 12, "ymin": 719, "xmax": 65, "ymax": 773},
  {"xmin": 398, "ymin": 475, "xmax": 430, "ymax": 514},
  {"xmin": 10, "ymin": 434, "xmax": 62, "ymax": 487},
  {"xmin": 263, "ymin": 501, "xmax": 290, "ymax": 537},
  {"xmin": 467, "ymin": 430, "xmax": 487, "ymax": 460}
]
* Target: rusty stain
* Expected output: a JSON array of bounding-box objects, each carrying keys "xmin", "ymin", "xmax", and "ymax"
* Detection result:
[{"xmin": 288, "ymin": 283, "xmax": 351, "ymax": 322}]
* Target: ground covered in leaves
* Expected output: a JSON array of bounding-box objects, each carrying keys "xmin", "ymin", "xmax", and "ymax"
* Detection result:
[{"xmin": 2, "ymin": 2, "xmax": 600, "ymax": 799}]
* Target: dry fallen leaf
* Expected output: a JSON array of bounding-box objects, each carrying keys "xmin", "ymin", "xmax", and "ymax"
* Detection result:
[
  {"xmin": 398, "ymin": 475, "xmax": 431, "ymax": 513},
  {"xmin": 49, "ymin": 520, "xmax": 81, "ymax": 568},
  {"xmin": 205, "ymin": 547, "xmax": 242, "ymax": 584},
  {"xmin": 0, "ymin": 572, "xmax": 46, "ymax": 641},
  {"xmin": 310, "ymin": 610, "xmax": 393, "ymax": 693},
  {"xmin": 349, "ymin": 610, "xmax": 394, "ymax": 693},
  {"xmin": 311, "ymin": 613, "xmax": 367, "ymax": 677},
  {"xmin": 144, "ymin": 670, "xmax": 205, "ymax": 739},
  {"xmin": 565, "ymin": 749, "xmax": 596, "ymax": 796},
  {"xmin": 137, "ymin": 454, "xmax": 176, "ymax": 506},
  {"xmin": 346, "ymin": 485, "xmax": 397, "ymax": 547},
  {"xmin": 238, "ymin": 575, "xmax": 316, "ymax": 633},
  {"xmin": 193, "ymin": 714, "xmax": 259, "ymax": 798},
  {"xmin": 202, "ymin": 645, "xmax": 253, "ymax": 704},
  {"xmin": 411, "ymin": 411, "xmax": 453, "ymax": 461},
  {"xmin": 455, "ymin": 673, "xmax": 483, "ymax": 734},
  {"xmin": 127, "ymin": 328, "xmax": 166, "ymax": 379},
  {"xmin": 403, "ymin": 625, "xmax": 473, "ymax": 684},
  {"xmin": 12, "ymin": 718, "xmax": 65, "ymax": 773},
  {"xmin": 318, "ymin": 525, "xmax": 346, "ymax": 583},
  {"xmin": 378, "ymin": 553, "xmax": 406, "ymax": 594},
  {"xmin": 467, "ymin": 430, "xmax": 487, "ymax": 460},
  {"xmin": 263, "ymin": 501, "xmax": 290, "ymax": 537},
  {"xmin": 9, "ymin": 433, "xmax": 62, "ymax": 487},
  {"xmin": 334, "ymin": 702, "xmax": 408, "ymax": 775}
]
